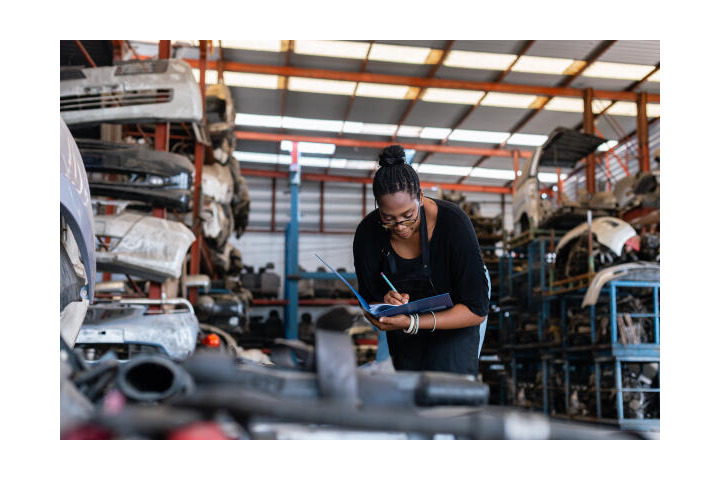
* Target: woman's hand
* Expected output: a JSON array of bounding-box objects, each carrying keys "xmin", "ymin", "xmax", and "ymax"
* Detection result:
[
  {"xmin": 383, "ymin": 290, "xmax": 409, "ymax": 305},
  {"xmin": 362, "ymin": 311, "xmax": 410, "ymax": 331}
]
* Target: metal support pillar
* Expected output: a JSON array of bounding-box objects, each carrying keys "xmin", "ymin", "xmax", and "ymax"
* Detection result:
[
  {"xmin": 149, "ymin": 40, "xmax": 172, "ymax": 301},
  {"xmin": 284, "ymin": 142, "xmax": 301, "ymax": 339},
  {"xmin": 271, "ymin": 178, "xmax": 277, "ymax": 232},
  {"xmin": 188, "ymin": 40, "xmax": 208, "ymax": 304},
  {"xmin": 583, "ymin": 88, "xmax": 596, "ymax": 195},
  {"xmin": 637, "ymin": 92, "xmax": 650, "ymax": 172}
]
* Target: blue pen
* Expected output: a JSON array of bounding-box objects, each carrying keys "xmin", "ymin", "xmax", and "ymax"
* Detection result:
[{"xmin": 380, "ymin": 272, "xmax": 398, "ymax": 293}]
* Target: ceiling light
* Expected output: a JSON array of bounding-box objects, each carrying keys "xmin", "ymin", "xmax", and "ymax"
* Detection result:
[
  {"xmin": 294, "ymin": 40, "xmax": 369, "ymax": 59},
  {"xmin": 217, "ymin": 40, "xmax": 285, "ymax": 52},
  {"xmin": 481, "ymin": 92, "xmax": 538, "ymax": 109},
  {"xmin": 444, "ymin": 50, "xmax": 516, "ymax": 70},
  {"xmin": 355, "ymin": 83, "xmax": 411, "ymax": 99},
  {"xmin": 512, "ymin": 56, "xmax": 576, "ymax": 75},
  {"xmin": 420, "ymin": 127, "xmax": 452, "ymax": 140},
  {"xmin": 449, "ymin": 129, "xmax": 511, "ymax": 143},
  {"xmin": 288, "ymin": 77, "xmax": 356, "ymax": 96},
  {"xmin": 421, "ymin": 88, "xmax": 483, "ymax": 105},
  {"xmin": 582, "ymin": 61, "xmax": 657, "ymax": 81},
  {"xmin": 223, "ymin": 71, "xmax": 279, "ymax": 89},
  {"xmin": 280, "ymin": 141, "xmax": 336, "ymax": 155},
  {"xmin": 235, "ymin": 113, "xmax": 282, "ymax": 128},
  {"xmin": 369, "ymin": 44, "xmax": 432, "ymax": 64},
  {"xmin": 507, "ymin": 133, "xmax": 548, "ymax": 147}
]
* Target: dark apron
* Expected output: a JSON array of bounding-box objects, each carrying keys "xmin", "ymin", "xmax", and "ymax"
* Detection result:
[{"xmin": 382, "ymin": 206, "xmax": 479, "ymax": 375}]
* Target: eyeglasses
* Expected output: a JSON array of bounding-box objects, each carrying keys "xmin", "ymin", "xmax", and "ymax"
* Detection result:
[{"xmin": 378, "ymin": 203, "xmax": 421, "ymax": 230}]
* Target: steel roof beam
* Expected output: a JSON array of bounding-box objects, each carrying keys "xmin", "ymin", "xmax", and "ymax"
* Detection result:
[
  {"xmin": 178, "ymin": 58, "xmax": 659, "ymax": 103},
  {"xmin": 234, "ymin": 130, "xmax": 533, "ymax": 158},
  {"xmin": 415, "ymin": 40, "xmax": 535, "ymax": 167},
  {"xmin": 457, "ymin": 41, "xmax": 617, "ymax": 184},
  {"xmin": 240, "ymin": 168, "xmax": 512, "ymax": 194}
]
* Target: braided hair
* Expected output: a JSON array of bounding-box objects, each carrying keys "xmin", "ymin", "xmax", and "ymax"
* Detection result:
[{"xmin": 372, "ymin": 145, "xmax": 421, "ymax": 201}]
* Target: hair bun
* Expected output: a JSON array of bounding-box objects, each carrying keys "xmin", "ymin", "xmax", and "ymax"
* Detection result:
[{"xmin": 378, "ymin": 145, "xmax": 406, "ymax": 167}]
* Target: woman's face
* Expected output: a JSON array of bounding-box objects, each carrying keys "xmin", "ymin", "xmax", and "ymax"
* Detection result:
[{"xmin": 377, "ymin": 191, "xmax": 423, "ymax": 240}]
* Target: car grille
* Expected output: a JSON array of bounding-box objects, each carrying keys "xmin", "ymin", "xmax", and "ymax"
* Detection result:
[{"xmin": 60, "ymin": 89, "xmax": 173, "ymax": 111}]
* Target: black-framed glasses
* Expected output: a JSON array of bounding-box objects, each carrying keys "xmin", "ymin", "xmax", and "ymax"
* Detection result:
[{"xmin": 378, "ymin": 202, "xmax": 421, "ymax": 230}]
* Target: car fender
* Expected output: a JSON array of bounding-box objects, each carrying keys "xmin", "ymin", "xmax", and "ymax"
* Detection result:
[{"xmin": 555, "ymin": 217, "xmax": 636, "ymax": 256}]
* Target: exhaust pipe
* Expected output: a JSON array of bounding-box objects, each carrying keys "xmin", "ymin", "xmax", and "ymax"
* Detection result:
[{"xmin": 117, "ymin": 355, "xmax": 191, "ymax": 402}]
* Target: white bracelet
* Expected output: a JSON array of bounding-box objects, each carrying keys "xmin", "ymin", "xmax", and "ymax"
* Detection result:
[
  {"xmin": 404, "ymin": 314, "xmax": 415, "ymax": 334},
  {"xmin": 413, "ymin": 313, "xmax": 420, "ymax": 334},
  {"xmin": 431, "ymin": 311, "xmax": 437, "ymax": 332}
]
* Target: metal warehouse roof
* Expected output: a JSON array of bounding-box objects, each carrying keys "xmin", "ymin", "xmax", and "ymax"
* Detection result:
[{"xmin": 60, "ymin": 40, "xmax": 660, "ymax": 191}]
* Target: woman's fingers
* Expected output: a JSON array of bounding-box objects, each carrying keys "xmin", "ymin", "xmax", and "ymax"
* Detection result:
[
  {"xmin": 378, "ymin": 314, "xmax": 411, "ymax": 331},
  {"xmin": 384, "ymin": 290, "xmax": 409, "ymax": 305}
]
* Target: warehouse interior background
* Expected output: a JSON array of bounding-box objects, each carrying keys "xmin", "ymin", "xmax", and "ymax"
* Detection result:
[{"xmin": 6, "ymin": 1, "xmax": 718, "ymax": 475}]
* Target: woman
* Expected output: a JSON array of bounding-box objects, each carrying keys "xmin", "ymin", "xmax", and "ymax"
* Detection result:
[{"xmin": 353, "ymin": 145, "xmax": 490, "ymax": 376}]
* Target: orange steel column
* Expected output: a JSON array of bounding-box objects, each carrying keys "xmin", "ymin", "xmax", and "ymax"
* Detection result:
[
  {"xmin": 149, "ymin": 40, "xmax": 172, "ymax": 301},
  {"xmin": 637, "ymin": 92, "xmax": 650, "ymax": 172},
  {"xmin": 189, "ymin": 40, "xmax": 208, "ymax": 303},
  {"xmin": 583, "ymin": 88, "xmax": 596, "ymax": 195}
]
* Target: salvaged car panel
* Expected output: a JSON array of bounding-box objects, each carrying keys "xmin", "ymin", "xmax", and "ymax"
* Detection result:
[
  {"xmin": 513, "ymin": 127, "xmax": 606, "ymax": 235},
  {"xmin": 581, "ymin": 262, "xmax": 660, "ymax": 307},
  {"xmin": 94, "ymin": 212, "xmax": 195, "ymax": 282},
  {"xmin": 60, "ymin": 119, "xmax": 96, "ymax": 301},
  {"xmin": 556, "ymin": 217, "xmax": 637, "ymax": 257},
  {"xmin": 60, "ymin": 59, "xmax": 202, "ymax": 126},
  {"xmin": 202, "ymin": 163, "xmax": 235, "ymax": 204},
  {"xmin": 78, "ymin": 139, "xmax": 195, "ymax": 212},
  {"xmin": 206, "ymin": 83, "xmax": 236, "ymax": 135},
  {"xmin": 75, "ymin": 302, "xmax": 199, "ymax": 361}
]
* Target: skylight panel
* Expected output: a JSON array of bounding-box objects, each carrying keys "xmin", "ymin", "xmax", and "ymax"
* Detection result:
[
  {"xmin": 359, "ymin": 123, "xmax": 398, "ymax": 136},
  {"xmin": 597, "ymin": 140, "xmax": 619, "ymax": 152},
  {"xmin": 418, "ymin": 164, "xmax": 474, "ymax": 177},
  {"xmin": 421, "ymin": 88, "xmax": 484, "ymax": 105},
  {"xmin": 341, "ymin": 121, "xmax": 363, "ymax": 134},
  {"xmin": 646, "ymin": 103, "xmax": 660, "ymax": 118},
  {"xmin": 299, "ymin": 156, "xmax": 331, "ymax": 168},
  {"xmin": 235, "ymin": 113, "xmax": 283, "ymax": 128},
  {"xmin": 223, "ymin": 71, "xmax": 279, "ymax": 89},
  {"xmin": 469, "ymin": 168, "xmax": 516, "ymax": 180},
  {"xmin": 449, "ymin": 129, "xmax": 511, "ymax": 144},
  {"xmin": 582, "ymin": 61, "xmax": 656, "ymax": 81},
  {"xmin": 280, "ymin": 141, "xmax": 336, "ymax": 155},
  {"xmin": 538, "ymin": 172, "xmax": 567, "ymax": 183},
  {"xmin": 344, "ymin": 160, "xmax": 376, "ymax": 170},
  {"xmin": 396, "ymin": 125, "xmax": 423, "ymax": 138},
  {"xmin": 420, "ymin": 127, "xmax": 453, "ymax": 139},
  {"xmin": 369, "ymin": 44, "xmax": 433, "ymax": 64},
  {"xmin": 355, "ymin": 83, "xmax": 411, "ymax": 99},
  {"xmin": 481, "ymin": 92, "xmax": 538, "ymax": 109},
  {"xmin": 217, "ymin": 40, "xmax": 285, "ymax": 52},
  {"xmin": 192, "ymin": 69, "xmax": 219, "ymax": 85},
  {"xmin": 234, "ymin": 151, "xmax": 283, "ymax": 164},
  {"xmin": 543, "ymin": 97, "xmax": 612, "ymax": 114},
  {"xmin": 444, "ymin": 50, "xmax": 516, "ymax": 70},
  {"xmin": 287, "ymin": 77, "xmax": 356, "ymax": 96},
  {"xmin": 647, "ymin": 70, "xmax": 660, "ymax": 83},
  {"xmin": 506, "ymin": 133, "xmax": 548, "ymax": 147},
  {"xmin": 294, "ymin": 40, "xmax": 369, "ymax": 59},
  {"xmin": 511, "ymin": 56, "xmax": 576, "ymax": 75},
  {"xmin": 282, "ymin": 116, "xmax": 344, "ymax": 133}
]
